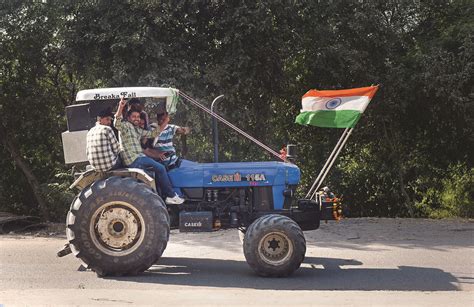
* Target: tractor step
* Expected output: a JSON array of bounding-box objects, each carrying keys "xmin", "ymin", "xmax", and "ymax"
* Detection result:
[{"xmin": 57, "ymin": 243, "xmax": 72, "ymax": 257}]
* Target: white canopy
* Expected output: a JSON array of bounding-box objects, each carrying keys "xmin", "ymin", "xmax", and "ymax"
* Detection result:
[{"xmin": 75, "ymin": 87, "xmax": 179, "ymax": 101}]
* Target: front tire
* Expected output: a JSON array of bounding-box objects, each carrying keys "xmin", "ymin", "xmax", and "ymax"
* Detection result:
[
  {"xmin": 243, "ymin": 214, "xmax": 306, "ymax": 277},
  {"xmin": 66, "ymin": 176, "xmax": 169, "ymax": 276}
]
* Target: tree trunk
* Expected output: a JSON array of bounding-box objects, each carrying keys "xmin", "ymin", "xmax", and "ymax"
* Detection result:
[
  {"xmin": 397, "ymin": 166, "xmax": 415, "ymax": 218},
  {"xmin": 382, "ymin": 120, "xmax": 415, "ymax": 217},
  {"xmin": 0, "ymin": 126, "xmax": 50, "ymax": 221}
]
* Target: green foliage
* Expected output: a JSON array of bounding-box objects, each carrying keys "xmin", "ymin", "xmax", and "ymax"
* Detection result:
[
  {"xmin": 0, "ymin": 1, "xmax": 472, "ymax": 220},
  {"xmin": 441, "ymin": 165, "xmax": 474, "ymax": 218},
  {"xmin": 415, "ymin": 164, "xmax": 474, "ymax": 218},
  {"xmin": 40, "ymin": 172, "xmax": 76, "ymax": 221}
]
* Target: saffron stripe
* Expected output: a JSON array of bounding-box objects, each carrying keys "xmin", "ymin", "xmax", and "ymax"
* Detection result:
[{"xmin": 302, "ymin": 86, "xmax": 379, "ymax": 99}]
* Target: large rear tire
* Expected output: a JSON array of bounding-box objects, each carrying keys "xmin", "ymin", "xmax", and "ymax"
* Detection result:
[
  {"xmin": 243, "ymin": 214, "xmax": 306, "ymax": 277},
  {"xmin": 66, "ymin": 176, "xmax": 169, "ymax": 276}
]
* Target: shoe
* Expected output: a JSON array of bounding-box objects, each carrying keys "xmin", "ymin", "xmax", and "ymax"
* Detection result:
[{"xmin": 165, "ymin": 194, "xmax": 185, "ymax": 205}]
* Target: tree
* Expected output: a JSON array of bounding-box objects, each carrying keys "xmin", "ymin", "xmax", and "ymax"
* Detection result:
[
  {"xmin": 0, "ymin": 1, "xmax": 472, "ymax": 220},
  {"xmin": 0, "ymin": 3, "xmax": 74, "ymax": 220}
]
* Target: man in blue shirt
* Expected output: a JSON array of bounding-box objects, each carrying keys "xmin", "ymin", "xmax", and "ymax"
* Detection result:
[{"xmin": 144, "ymin": 112, "xmax": 190, "ymax": 169}]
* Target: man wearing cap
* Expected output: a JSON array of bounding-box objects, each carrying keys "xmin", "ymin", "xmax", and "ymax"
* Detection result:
[{"xmin": 86, "ymin": 108, "xmax": 122, "ymax": 171}]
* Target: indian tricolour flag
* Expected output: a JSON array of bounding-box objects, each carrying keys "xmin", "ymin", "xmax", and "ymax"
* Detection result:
[{"xmin": 295, "ymin": 85, "xmax": 379, "ymax": 128}]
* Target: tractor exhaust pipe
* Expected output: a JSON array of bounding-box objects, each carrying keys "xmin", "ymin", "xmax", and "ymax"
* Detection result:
[{"xmin": 211, "ymin": 95, "xmax": 224, "ymax": 163}]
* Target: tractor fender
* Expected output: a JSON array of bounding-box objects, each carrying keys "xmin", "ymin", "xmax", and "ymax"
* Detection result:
[{"xmin": 70, "ymin": 168, "xmax": 156, "ymax": 192}]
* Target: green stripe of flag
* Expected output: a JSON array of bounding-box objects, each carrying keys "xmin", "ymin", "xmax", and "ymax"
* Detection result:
[{"xmin": 295, "ymin": 110, "xmax": 362, "ymax": 128}]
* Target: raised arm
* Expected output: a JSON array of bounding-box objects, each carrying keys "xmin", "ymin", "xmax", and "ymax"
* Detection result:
[
  {"xmin": 176, "ymin": 126, "xmax": 191, "ymax": 135},
  {"xmin": 114, "ymin": 97, "xmax": 127, "ymax": 130}
]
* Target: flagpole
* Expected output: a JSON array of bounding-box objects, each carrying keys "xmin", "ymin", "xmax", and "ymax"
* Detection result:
[
  {"xmin": 305, "ymin": 127, "xmax": 350, "ymax": 198},
  {"xmin": 309, "ymin": 127, "xmax": 354, "ymax": 200}
]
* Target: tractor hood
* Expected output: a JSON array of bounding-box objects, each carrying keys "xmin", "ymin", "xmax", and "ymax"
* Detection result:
[{"xmin": 168, "ymin": 160, "xmax": 300, "ymax": 188}]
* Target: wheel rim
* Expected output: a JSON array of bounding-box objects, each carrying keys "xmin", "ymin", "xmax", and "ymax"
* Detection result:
[
  {"xmin": 90, "ymin": 201, "xmax": 146, "ymax": 256},
  {"xmin": 258, "ymin": 231, "xmax": 294, "ymax": 266}
]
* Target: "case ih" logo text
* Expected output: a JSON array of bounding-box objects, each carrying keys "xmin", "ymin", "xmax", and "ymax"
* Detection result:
[{"xmin": 211, "ymin": 173, "xmax": 266, "ymax": 182}]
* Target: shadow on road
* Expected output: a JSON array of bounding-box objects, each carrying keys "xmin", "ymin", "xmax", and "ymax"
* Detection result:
[{"xmin": 107, "ymin": 256, "xmax": 459, "ymax": 291}]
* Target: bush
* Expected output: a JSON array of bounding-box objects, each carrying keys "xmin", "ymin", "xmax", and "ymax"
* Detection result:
[
  {"xmin": 439, "ymin": 164, "xmax": 473, "ymax": 218},
  {"xmin": 415, "ymin": 163, "xmax": 473, "ymax": 218},
  {"xmin": 40, "ymin": 172, "xmax": 75, "ymax": 222}
]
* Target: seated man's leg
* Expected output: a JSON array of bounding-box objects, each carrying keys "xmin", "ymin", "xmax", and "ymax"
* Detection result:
[{"xmin": 130, "ymin": 156, "xmax": 176, "ymax": 199}]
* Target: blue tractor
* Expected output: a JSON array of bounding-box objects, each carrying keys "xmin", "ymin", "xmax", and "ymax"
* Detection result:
[{"xmin": 61, "ymin": 87, "xmax": 328, "ymax": 277}]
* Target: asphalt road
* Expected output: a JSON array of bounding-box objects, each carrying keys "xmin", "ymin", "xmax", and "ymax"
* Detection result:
[{"xmin": 1, "ymin": 218, "xmax": 473, "ymax": 306}]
